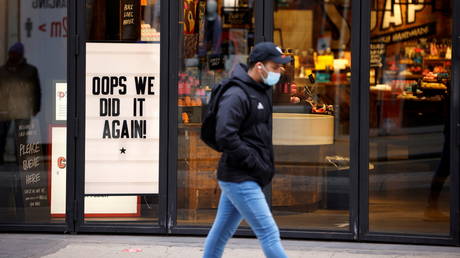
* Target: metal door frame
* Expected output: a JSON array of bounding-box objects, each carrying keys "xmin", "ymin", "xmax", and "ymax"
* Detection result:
[
  {"xmin": 71, "ymin": 0, "xmax": 170, "ymax": 234},
  {"xmin": 168, "ymin": 0, "xmax": 268, "ymax": 236},
  {"xmin": 358, "ymin": 0, "xmax": 459, "ymax": 245}
]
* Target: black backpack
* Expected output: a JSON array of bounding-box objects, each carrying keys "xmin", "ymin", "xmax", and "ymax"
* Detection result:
[{"xmin": 201, "ymin": 79, "xmax": 253, "ymax": 152}]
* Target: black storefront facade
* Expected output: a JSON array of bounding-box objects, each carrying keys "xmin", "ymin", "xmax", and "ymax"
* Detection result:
[{"xmin": 0, "ymin": 0, "xmax": 459, "ymax": 247}]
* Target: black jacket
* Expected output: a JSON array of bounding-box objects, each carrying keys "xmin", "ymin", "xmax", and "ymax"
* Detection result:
[
  {"xmin": 216, "ymin": 63, "xmax": 274, "ymax": 187},
  {"xmin": 0, "ymin": 59, "xmax": 41, "ymax": 121}
]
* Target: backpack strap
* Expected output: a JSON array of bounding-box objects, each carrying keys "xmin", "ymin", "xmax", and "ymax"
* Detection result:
[
  {"xmin": 201, "ymin": 78, "xmax": 254, "ymax": 152},
  {"xmin": 210, "ymin": 78, "xmax": 259, "ymax": 132}
]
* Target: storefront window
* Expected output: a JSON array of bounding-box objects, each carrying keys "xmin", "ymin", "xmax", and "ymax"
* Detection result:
[
  {"xmin": 271, "ymin": 1, "xmax": 352, "ymax": 231},
  {"xmin": 177, "ymin": 0, "xmax": 255, "ymax": 225},
  {"xmin": 83, "ymin": 0, "xmax": 161, "ymax": 224},
  {"xmin": 0, "ymin": 1, "xmax": 67, "ymax": 223},
  {"xmin": 86, "ymin": 0, "xmax": 160, "ymax": 41},
  {"xmin": 369, "ymin": 0, "xmax": 451, "ymax": 235}
]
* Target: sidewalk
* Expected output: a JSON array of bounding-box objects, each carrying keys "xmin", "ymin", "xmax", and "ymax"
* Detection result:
[{"xmin": 0, "ymin": 233, "xmax": 459, "ymax": 258}]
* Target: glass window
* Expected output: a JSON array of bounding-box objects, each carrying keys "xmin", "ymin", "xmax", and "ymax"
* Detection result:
[
  {"xmin": 272, "ymin": 0, "xmax": 352, "ymax": 231},
  {"xmin": 177, "ymin": 0, "xmax": 255, "ymax": 226},
  {"xmin": 83, "ymin": 0, "xmax": 161, "ymax": 224},
  {"xmin": 86, "ymin": 0, "xmax": 160, "ymax": 42},
  {"xmin": 369, "ymin": 0, "xmax": 451, "ymax": 235},
  {"xmin": 0, "ymin": 1, "xmax": 67, "ymax": 223}
]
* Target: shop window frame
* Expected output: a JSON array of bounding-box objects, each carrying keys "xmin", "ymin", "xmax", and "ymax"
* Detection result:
[
  {"xmin": 358, "ymin": 0, "xmax": 460, "ymax": 246},
  {"xmin": 0, "ymin": 0, "xmax": 75, "ymax": 233},
  {"xmin": 72, "ymin": 0, "xmax": 170, "ymax": 234},
  {"xmin": 2, "ymin": 0, "xmax": 457, "ymax": 247}
]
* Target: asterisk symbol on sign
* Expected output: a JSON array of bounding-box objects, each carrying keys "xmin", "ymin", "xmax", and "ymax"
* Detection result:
[{"xmin": 120, "ymin": 147, "xmax": 126, "ymax": 154}]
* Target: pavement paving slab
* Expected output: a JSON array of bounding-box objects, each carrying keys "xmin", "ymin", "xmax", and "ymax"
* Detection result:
[{"xmin": 0, "ymin": 234, "xmax": 459, "ymax": 258}]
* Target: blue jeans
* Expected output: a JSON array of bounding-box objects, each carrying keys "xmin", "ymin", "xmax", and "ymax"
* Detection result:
[{"xmin": 203, "ymin": 180, "xmax": 287, "ymax": 258}]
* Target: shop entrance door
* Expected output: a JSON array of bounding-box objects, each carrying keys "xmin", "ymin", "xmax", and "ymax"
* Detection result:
[
  {"xmin": 266, "ymin": 0, "xmax": 459, "ymax": 244},
  {"xmin": 360, "ymin": 0, "xmax": 459, "ymax": 244},
  {"xmin": 171, "ymin": 0, "xmax": 269, "ymax": 229},
  {"xmin": 170, "ymin": 0, "xmax": 358, "ymax": 239},
  {"xmin": 267, "ymin": 0, "xmax": 358, "ymax": 239},
  {"xmin": 74, "ymin": 0, "xmax": 168, "ymax": 233}
]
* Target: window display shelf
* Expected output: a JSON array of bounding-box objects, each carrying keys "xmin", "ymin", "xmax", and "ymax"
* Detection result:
[
  {"xmin": 384, "ymin": 74, "xmax": 423, "ymax": 80},
  {"xmin": 294, "ymin": 78, "xmax": 350, "ymax": 86}
]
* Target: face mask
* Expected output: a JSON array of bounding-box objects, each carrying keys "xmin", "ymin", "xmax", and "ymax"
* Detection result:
[{"xmin": 259, "ymin": 65, "xmax": 281, "ymax": 86}]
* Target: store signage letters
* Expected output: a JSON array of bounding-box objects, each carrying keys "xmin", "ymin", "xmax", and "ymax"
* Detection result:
[
  {"xmin": 223, "ymin": 7, "xmax": 252, "ymax": 26},
  {"xmin": 371, "ymin": 0, "xmax": 425, "ymax": 31},
  {"xmin": 371, "ymin": 22, "xmax": 435, "ymax": 44},
  {"xmin": 57, "ymin": 157, "xmax": 66, "ymax": 169}
]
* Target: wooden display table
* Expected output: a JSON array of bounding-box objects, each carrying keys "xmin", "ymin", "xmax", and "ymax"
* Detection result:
[
  {"xmin": 178, "ymin": 124, "xmax": 221, "ymax": 220},
  {"xmin": 178, "ymin": 124, "xmax": 330, "ymax": 219},
  {"xmin": 272, "ymin": 145, "xmax": 326, "ymax": 211}
]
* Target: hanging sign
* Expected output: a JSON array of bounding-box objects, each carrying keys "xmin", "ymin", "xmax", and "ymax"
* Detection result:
[
  {"xmin": 120, "ymin": 0, "xmax": 141, "ymax": 40},
  {"xmin": 222, "ymin": 7, "xmax": 252, "ymax": 27},
  {"xmin": 85, "ymin": 43, "xmax": 160, "ymax": 194},
  {"xmin": 370, "ymin": 43, "xmax": 386, "ymax": 68},
  {"xmin": 54, "ymin": 82, "xmax": 67, "ymax": 122}
]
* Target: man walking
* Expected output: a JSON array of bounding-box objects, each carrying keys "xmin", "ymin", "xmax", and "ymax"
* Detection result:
[{"xmin": 203, "ymin": 42, "xmax": 290, "ymax": 258}]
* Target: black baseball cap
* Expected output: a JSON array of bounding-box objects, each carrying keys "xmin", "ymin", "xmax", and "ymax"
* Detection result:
[{"xmin": 248, "ymin": 42, "xmax": 292, "ymax": 64}]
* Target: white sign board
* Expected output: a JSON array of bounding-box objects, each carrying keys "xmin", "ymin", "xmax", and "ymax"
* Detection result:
[
  {"xmin": 85, "ymin": 196, "xmax": 138, "ymax": 215},
  {"xmin": 55, "ymin": 82, "xmax": 67, "ymax": 121},
  {"xmin": 50, "ymin": 126, "xmax": 67, "ymax": 215},
  {"xmin": 85, "ymin": 43, "xmax": 160, "ymax": 194},
  {"xmin": 51, "ymin": 126, "xmax": 139, "ymax": 216}
]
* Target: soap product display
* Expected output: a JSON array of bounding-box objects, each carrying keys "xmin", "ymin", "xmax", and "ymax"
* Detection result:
[
  {"xmin": 371, "ymin": 38, "xmax": 451, "ymax": 103},
  {"xmin": 274, "ymin": 46, "xmax": 350, "ymax": 118}
]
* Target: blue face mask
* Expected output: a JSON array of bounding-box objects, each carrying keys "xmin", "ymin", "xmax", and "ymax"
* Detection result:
[{"xmin": 260, "ymin": 65, "xmax": 281, "ymax": 86}]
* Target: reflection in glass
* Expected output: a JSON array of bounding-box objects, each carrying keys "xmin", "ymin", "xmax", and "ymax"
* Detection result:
[
  {"xmin": 0, "ymin": 2, "xmax": 67, "ymax": 224},
  {"xmin": 271, "ymin": 0, "xmax": 351, "ymax": 231},
  {"xmin": 369, "ymin": 0, "xmax": 451, "ymax": 235},
  {"xmin": 177, "ymin": 0, "xmax": 255, "ymax": 225}
]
